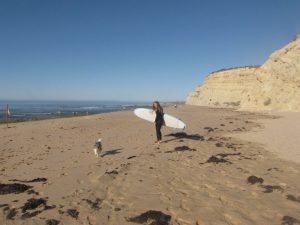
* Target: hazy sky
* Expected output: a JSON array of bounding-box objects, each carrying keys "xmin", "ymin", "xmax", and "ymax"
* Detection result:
[{"xmin": 0, "ymin": 0, "xmax": 299, "ymax": 101}]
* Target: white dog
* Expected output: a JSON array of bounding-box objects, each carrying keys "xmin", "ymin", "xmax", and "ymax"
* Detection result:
[{"xmin": 93, "ymin": 139, "xmax": 102, "ymax": 157}]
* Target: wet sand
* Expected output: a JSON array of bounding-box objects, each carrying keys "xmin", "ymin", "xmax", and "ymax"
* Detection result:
[{"xmin": 1, "ymin": 105, "xmax": 300, "ymax": 225}]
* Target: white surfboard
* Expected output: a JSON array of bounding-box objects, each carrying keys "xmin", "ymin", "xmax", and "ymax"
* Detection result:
[{"xmin": 134, "ymin": 108, "xmax": 186, "ymax": 129}]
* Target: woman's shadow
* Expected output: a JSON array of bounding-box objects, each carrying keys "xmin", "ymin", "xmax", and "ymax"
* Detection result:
[{"xmin": 163, "ymin": 132, "xmax": 204, "ymax": 143}]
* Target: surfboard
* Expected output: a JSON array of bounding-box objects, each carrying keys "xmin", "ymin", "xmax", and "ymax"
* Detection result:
[{"xmin": 134, "ymin": 108, "xmax": 186, "ymax": 129}]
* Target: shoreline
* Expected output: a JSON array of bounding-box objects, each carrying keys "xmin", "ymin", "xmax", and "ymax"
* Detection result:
[
  {"xmin": 0, "ymin": 108, "xmax": 130, "ymax": 126},
  {"xmin": 0, "ymin": 102, "xmax": 184, "ymax": 126}
]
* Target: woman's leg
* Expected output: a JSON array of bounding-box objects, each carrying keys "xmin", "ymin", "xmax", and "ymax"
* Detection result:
[
  {"xmin": 156, "ymin": 123, "xmax": 163, "ymax": 141},
  {"xmin": 155, "ymin": 123, "xmax": 160, "ymax": 141}
]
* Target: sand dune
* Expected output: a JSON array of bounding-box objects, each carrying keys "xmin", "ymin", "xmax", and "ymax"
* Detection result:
[{"xmin": 1, "ymin": 105, "xmax": 300, "ymax": 225}]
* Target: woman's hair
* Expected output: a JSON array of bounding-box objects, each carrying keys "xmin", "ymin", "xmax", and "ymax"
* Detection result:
[{"xmin": 152, "ymin": 101, "xmax": 163, "ymax": 113}]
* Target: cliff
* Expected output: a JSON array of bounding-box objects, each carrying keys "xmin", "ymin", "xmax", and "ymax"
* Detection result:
[{"xmin": 186, "ymin": 35, "xmax": 300, "ymax": 111}]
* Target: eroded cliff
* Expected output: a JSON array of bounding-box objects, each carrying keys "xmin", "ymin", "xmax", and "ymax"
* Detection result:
[{"xmin": 186, "ymin": 35, "xmax": 300, "ymax": 111}]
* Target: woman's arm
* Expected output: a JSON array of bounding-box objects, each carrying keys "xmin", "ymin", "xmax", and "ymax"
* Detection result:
[{"xmin": 155, "ymin": 110, "xmax": 159, "ymax": 123}]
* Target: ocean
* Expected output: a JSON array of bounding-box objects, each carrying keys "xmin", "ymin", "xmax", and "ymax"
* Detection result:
[{"xmin": 0, "ymin": 100, "xmax": 154, "ymax": 122}]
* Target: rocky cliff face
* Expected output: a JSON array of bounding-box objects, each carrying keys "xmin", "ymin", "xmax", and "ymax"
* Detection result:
[{"xmin": 186, "ymin": 35, "xmax": 300, "ymax": 111}]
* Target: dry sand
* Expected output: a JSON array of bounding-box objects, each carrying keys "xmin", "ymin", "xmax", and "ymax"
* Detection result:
[
  {"xmin": 230, "ymin": 112, "xmax": 300, "ymax": 164},
  {"xmin": 1, "ymin": 105, "xmax": 300, "ymax": 225}
]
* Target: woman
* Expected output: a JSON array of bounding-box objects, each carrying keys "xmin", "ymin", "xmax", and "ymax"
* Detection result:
[{"xmin": 152, "ymin": 101, "xmax": 164, "ymax": 144}]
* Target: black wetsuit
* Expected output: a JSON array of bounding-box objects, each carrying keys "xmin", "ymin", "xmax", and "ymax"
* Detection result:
[{"xmin": 155, "ymin": 110, "xmax": 164, "ymax": 141}]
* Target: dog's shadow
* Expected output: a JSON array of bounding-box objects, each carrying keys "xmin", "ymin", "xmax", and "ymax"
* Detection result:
[{"xmin": 101, "ymin": 148, "xmax": 123, "ymax": 158}]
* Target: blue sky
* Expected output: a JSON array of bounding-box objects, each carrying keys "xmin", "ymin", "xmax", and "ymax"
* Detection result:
[{"xmin": 0, "ymin": 0, "xmax": 299, "ymax": 101}]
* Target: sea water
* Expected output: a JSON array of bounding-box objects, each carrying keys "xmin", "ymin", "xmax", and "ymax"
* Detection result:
[{"xmin": 0, "ymin": 100, "xmax": 152, "ymax": 121}]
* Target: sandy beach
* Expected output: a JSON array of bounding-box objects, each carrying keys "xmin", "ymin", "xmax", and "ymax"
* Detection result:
[
  {"xmin": 231, "ymin": 112, "xmax": 300, "ymax": 164},
  {"xmin": 1, "ymin": 105, "xmax": 300, "ymax": 225}
]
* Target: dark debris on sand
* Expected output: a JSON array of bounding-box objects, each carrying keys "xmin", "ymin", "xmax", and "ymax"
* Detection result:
[
  {"xmin": 83, "ymin": 198, "xmax": 102, "ymax": 210},
  {"xmin": 0, "ymin": 183, "xmax": 32, "ymax": 195},
  {"xmin": 22, "ymin": 198, "xmax": 47, "ymax": 212},
  {"xmin": 165, "ymin": 132, "xmax": 204, "ymax": 141},
  {"xmin": 217, "ymin": 153, "xmax": 241, "ymax": 158},
  {"xmin": 44, "ymin": 205, "xmax": 57, "ymax": 210},
  {"xmin": 127, "ymin": 156, "xmax": 137, "ymax": 159},
  {"xmin": 204, "ymin": 127, "xmax": 215, "ymax": 132},
  {"xmin": 0, "ymin": 203, "xmax": 9, "ymax": 208},
  {"xmin": 215, "ymin": 143, "xmax": 223, "ymax": 147},
  {"xmin": 281, "ymin": 216, "xmax": 300, "ymax": 225},
  {"xmin": 174, "ymin": 146, "xmax": 196, "ymax": 152},
  {"xmin": 128, "ymin": 210, "xmax": 171, "ymax": 225},
  {"xmin": 287, "ymin": 195, "xmax": 300, "ymax": 203},
  {"xmin": 67, "ymin": 209, "xmax": 79, "ymax": 219},
  {"xmin": 206, "ymin": 137, "xmax": 239, "ymax": 151},
  {"xmin": 247, "ymin": 176, "xmax": 264, "ymax": 185},
  {"xmin": 9, "ymin": 177, "xmax": 48, "ymax": 183},
  {"xmin": 202, "ymin": 152, "xmax": 242, "ymax": 165},
  {"xmin": 5, "ymin": 207, "xmax": 17, "ymax": 220},
  {"xmin": 105, "ymin": 170, "xmax": 119, "ymax": 175},
  {"xmin": 262, "ymin": 185, "xmax": 284, "ymax": 193},
  {"xmin": 206, "ymin": 137, "xmax": 216, "ymax": 141},
  {"xmin": 247, "ymin": 177, "xmax": 284, "ymax": 193},
  {"xmin": 46, "ymin": 219, "xmax": 60, "ymax": 225},
  {"xmin": 21, "ymin": 210, "xmax": 43, "ymax": 219},
  {"xmin": 225, "ymin": 143, "xmax": 237, "ymax": 150},
  {"xmin": 206, "ymin": 156, "xmax": 229, "ymax": 164},
  {"xmin": 27, "ymin": 189, "xmax": 39, "ymax": 195},
  {"xmin": 19, "ymin": 197, "xmax": 55, "ymax": 219},
  {"xmin": 233, "ymin": 127, "xmax": 246, "ymax": 132}
]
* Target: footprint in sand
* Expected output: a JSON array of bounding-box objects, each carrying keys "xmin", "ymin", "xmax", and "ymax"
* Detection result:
[{"xmin": 179, "ymin": 199, "xmax": 190, "ymax": 212}]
